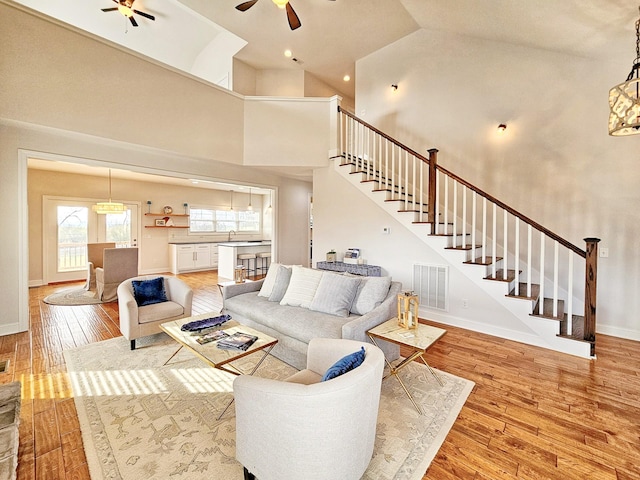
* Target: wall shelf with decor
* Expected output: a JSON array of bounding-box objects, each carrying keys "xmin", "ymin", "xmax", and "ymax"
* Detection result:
[
  {"xmin": 144, "ymin": 213, "xmax": 190, "ymax": 217},
  {"xmin": 144, "ymin": 211, "xmax": 190, "ymax": 229},
  {"xmin": 144, "ymin": 225, "xmax": 190, "ymax": 229}
]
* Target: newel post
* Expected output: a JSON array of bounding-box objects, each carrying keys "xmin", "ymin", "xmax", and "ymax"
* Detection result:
[
  {"xmin": 427, "ymin": 149, "xmax": 438, "ymax": 234},
  {"xmin": 584, "ymin": 237, "xmax": 600, "ymax": 354}
]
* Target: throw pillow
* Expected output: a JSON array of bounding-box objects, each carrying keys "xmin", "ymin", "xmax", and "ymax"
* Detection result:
[
  {"xmin": 131, "ymin": 277, "xmax": 168, "ymax": 307},
  {"xmin": 258, "ymin": 263, "xmax": 282, "ymax": 298},
  {"xmin": 350, "ymin": 276, "xmax": 392, "ymax": 315},
  {"xmin": 321, "ymin": 347, "xmax": 366, "ymax": 381},
  {"xmin": 268, "ymin": 265, "xmax": 292, "ymax": 302},
  {"xmin": 279, "ymin": 266, "xmax": 324, "ymax": 308},
  {"xmin": 309, "ymin": 273, "xmax": 361, "ymax": 317}
]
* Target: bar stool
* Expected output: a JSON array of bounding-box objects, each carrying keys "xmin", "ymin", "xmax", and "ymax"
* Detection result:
[
  {"xmin": 237, "ymin": 253, "xmax": 257, "ymax": 278},
  {"xmin": 256, "ymin": 252, "xmax": 271, "ymax": 275}
]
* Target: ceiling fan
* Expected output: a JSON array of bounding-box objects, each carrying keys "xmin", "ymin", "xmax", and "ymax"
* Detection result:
[
  {"xmin": 101, "ymin": 0, "xmax": 155, "ymax": 27},
  {"xmin": 236, "ymin": 0, "xmax": 335, "ymax": 31}
]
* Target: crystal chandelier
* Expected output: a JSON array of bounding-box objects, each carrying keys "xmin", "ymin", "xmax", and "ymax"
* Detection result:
[{"xmin": 609, "ymin": 7, "xmax": 640, "ymax": 136}]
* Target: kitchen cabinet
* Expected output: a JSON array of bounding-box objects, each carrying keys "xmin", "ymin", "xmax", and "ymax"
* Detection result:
[{"xmin": 170, "ymin": 243, "xmax": 218, "ymax": 273}]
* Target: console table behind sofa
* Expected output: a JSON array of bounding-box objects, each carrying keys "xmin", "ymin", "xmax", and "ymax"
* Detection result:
[{"xmin": 316, "ymin": 261, "xmax": 381, "ymax": 277}]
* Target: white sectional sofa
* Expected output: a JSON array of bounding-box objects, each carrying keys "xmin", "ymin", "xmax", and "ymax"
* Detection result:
[{"xmin": 222, "ymin": 264, "xmax": 401, "ymax": 370}]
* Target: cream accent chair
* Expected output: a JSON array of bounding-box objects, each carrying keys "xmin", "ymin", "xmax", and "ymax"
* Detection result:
[
  {"xmin": 117, "ymin": 275, "xmax": 193, "ymax": 350},
  {"xmin": 234, "ymin": 338, "xmax": 385, "ymax": 480},
  {"xmin": 95, "ymin": 247, "xmax": 139, "ymax": 301},
  {"xmin": 85, "ymin": 242, "xmax": 116, "ymax": 290}
]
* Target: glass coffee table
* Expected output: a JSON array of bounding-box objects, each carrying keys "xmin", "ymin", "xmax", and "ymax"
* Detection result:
[
  {"xmin": 161, "ymin": 313, "xmax": 278, "ymax": 419},
  {"xmin": 367, "ymin": 318, "xmax": 446, "ymax": 415}
]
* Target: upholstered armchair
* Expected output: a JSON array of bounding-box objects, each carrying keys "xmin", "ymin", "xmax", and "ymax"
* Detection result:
[
  {"xmin": 85, "ymin": 242, "xmax": 115, "ymax": 290},
  {"xmin": 234, "ymin": 338, "xmax": 385, "ymax": 480},
  {"xmin": 117, "ymin": 275, "xmax": 193, "ymax": 350},
  {"xmin": 95, "ymin": 247, "xmax": 138, "ymax": 301}
]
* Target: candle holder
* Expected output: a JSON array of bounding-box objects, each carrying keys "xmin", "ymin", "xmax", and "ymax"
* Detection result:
[
  {"xmin": 234, "ymin": 265, "xmax": 247, "ymax": 284},
  {"xmin": 146, "ymin": 200, "xmax": 151, "ymax": 214},
  {"xmin": 397, "ymin": 291, "xmax": 419, "ymax": 329}
]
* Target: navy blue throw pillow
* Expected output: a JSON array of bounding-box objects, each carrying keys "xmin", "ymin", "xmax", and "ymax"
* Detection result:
[
  {"xmin": 131, "ymin": 277, "xmax": 168, "ymax": 307},
  {"xmin": 321, "ymin": 346, "xmax": 366, "ymax": 382}
]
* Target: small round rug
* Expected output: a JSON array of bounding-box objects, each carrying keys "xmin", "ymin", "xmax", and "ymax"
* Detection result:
[{"xmin": 43, "ymin": 287, "xmax": 104, "ymax": 306}]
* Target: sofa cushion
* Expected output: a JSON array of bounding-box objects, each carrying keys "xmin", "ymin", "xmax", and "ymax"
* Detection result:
[
  {"xmin": 138, "ymin": 300, "xmax": 184, "ymax": 324},
  {"xmin": 351, "ymin": 276, "xmax": 392, "ymax": 315},
  {"xmin": 226, "ymin": 293, "xmax": 355, "ymax": 343},
  {"xmin": 268, "ymin": 265, "xmax": 292, "ymax": 302},
  {"xmin": 280, "ymin": 266, "xmax": 324, "ymax": 309},
  {"xmin": 258, "ymin": 263, "xmax": 282, "ymax": 298},
  {"xmin": 321, "ymin": 347, "xmax": 366, "ymax": 381},
  {"xmin": 309, "ymin": 273, "xmax": 361, "ymax": 317},
  {"xmin": 132, "ymin": 277, "xmax": 168, "ymax": 307}
]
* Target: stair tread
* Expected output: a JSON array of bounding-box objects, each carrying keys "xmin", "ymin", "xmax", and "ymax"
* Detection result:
[
  {"xmin": 530, "ymin": 297, "xmax": 565, "ymax": 320},
  {"xmin": 557, "ymin": 315, "xmax": 594, "ymax": 344},
  {"xmin": 507, "ymin": 282, "xmax": 540, "ymax": 300},
  {"xmin": 485, "ymin": 269, "xmax": 520, "ymax": 282},
  {"xmin": 445, "ymin": 244, "xmax": 481, "ymax": 251},
  {"xmin": 463, "ymin": 256, "xmax": 503, "ymax": 265}
]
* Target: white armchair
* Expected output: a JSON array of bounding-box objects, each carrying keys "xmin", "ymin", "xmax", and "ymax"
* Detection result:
[
  {"xmin": 117, "ymin": 275, "xmax": 193, "ymax": 350},
  {"xmin": 234, "ymin": 338, "xmax": 385, "ymax": 480}
]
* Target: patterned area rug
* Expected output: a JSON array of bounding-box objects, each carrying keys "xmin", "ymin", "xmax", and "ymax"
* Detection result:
[
  {"xmin": 43, "ymin": 286, "xmax": 104, "ymax": 306},
  {"xmin": 64, "ymin": 334, "xmax": 474, "ymax": 480}
]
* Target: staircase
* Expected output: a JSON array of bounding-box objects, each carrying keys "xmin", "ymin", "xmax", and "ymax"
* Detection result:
[{"xmin": 336, "ymin": 106, "xmax": 599, "ymax": 358}]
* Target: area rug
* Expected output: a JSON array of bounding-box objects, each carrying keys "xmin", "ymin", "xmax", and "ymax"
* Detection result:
[
  {"xmin": 43, "ymin": 286, "xmax": 104, "ymax": 306},
  {"xmin": 63, "ymin": 334, "xmax": 474, "ymax": 480}
]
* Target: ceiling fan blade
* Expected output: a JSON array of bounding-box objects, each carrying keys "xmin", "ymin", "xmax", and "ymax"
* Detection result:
[
  {"xmin": 133, "ymin": 9, "xmax": 155, "ymax": 20},
  {"xmin": 236, "ymin": 0, "xmax": 259, "ymax": 12},
  {"xmin": 129, "ymin": 16, "xmax": 138, "ymax": 27},
  {"xmin": 101, "ymin": 7, "xmax": 118, "ymax": 12},
  {"xmin": 286, "ymin": 3, "xmax": 301, "ymax": 30}
]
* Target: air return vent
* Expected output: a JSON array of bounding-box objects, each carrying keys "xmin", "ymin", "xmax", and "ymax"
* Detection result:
[{"xmin": 413, "ymin": 264, "xmax": 449, "ymax": 312}]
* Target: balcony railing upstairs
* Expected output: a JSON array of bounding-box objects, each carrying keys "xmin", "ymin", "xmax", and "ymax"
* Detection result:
[{"xmin": 338, "ymin": 106, "xmax": 599, "ymax": 354}]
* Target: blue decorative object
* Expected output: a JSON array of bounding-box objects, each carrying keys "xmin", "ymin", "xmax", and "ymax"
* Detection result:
[
  {"xmin": 321, "ymin": 346, "xmax": 366, "ymax": 381},
  {"xmin": 131, "ymin": 277, "xmax": 168, "ymax": 307},
  {"xmin": 180, "ymin": 314, "xmax": 231, "ymax": 332}
]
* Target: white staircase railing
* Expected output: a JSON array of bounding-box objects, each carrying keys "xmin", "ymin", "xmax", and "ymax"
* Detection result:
[{"xmin": 338, "ymin": 106, "xmax": 599, "ymax": 354}]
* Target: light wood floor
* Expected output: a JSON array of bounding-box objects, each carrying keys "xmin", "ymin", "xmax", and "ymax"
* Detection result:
[{"xmin": 7, "ymin": 271, "xmax": 640, "ymax": 479}]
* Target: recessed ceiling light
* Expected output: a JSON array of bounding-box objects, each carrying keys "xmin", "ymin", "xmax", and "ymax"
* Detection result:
[
  {"xmin": 343, "ymin": 75, "xmax": 351, "ymax": 82},
  {"xmin": 284, "ymin": 49, "xmax": 292, "ymax": 57}
]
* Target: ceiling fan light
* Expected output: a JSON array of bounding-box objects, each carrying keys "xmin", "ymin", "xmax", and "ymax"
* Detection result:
[
  {"xmin": 118, "ymin": 5, "xmax": 133, "ymax": 17},
  {"xmin": 272, "ymin": 0, "xmax": 288, "ymax": 9}
]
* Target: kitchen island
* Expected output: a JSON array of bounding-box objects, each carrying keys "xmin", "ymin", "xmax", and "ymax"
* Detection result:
[{"xmin": 217, "ymin": 241, "xmax": 271, "ymax": 280}]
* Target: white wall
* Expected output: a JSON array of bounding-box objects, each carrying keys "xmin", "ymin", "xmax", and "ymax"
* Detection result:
[
  {"xmin": 243, "ymin": 97, "xmax": 338, "ymax": 168},
  {"xmin": 351, "ymin": 28, "xmax": 640, "ymax": 340}
]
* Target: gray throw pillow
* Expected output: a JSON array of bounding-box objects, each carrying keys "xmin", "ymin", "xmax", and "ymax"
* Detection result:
[
  {"xmin": 280, "ymin": 266, "xmax": 324, "ymax": 308},
  {"xmin": 268, "ymin": 266, "xmax": 292, "ymax": 302},
  {"xmin": 350, "ymin": 276, "xmax": 391, "ymax": 315},
  {"xmin": 309, "ymin": 273, "xmax": 361, "ymax": 317},
  {"xmin": 258, "ymin": 263, "xmax": 282, "ymax": 298}
]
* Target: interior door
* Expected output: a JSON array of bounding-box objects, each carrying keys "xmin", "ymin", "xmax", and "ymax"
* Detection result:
[{"xmin": 43, "ymin": 197, "xmax": 138, "ymax": 284}]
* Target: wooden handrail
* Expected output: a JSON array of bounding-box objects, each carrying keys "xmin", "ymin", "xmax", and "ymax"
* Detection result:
[
  {"xmin": 436, "ymin": 164, "xmax": 586, "ymax": 258},
  {"xmin": 338, "ymin": 106, "xmax": 429, "ymax": 163},
  {"xmin": 339, "ymin": 106, "xmax": 586, "ymax": 258}
]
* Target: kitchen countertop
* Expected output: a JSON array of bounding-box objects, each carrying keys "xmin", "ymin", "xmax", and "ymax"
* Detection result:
[
  {"xmin": 217, "ymin": 241, "xmax": 271, "ymax": 247},
  {"xmin": 169, "ymin": 240, "xmax": 271, "ymax": 245}
]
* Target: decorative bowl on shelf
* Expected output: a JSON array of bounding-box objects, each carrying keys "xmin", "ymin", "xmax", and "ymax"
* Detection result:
[{"xmin": 163, "ymin": 205, "xmax": 173, "ymax": 214}]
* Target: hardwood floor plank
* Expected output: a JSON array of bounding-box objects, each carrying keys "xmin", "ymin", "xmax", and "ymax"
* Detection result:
[{"xmin": 10, "ymin": 272, "xmax": 640, "ymax": 480}]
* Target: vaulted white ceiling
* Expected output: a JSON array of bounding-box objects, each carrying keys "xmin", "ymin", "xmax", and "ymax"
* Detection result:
[{"xmin": 13, "ymin": 0, "xmax": 639, "ymax": 100}]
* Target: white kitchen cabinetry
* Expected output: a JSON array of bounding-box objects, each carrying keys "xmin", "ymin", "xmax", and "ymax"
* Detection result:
[{"xmin": 171, "ymin": 243, "xmax": 218, "ymax": 274}]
